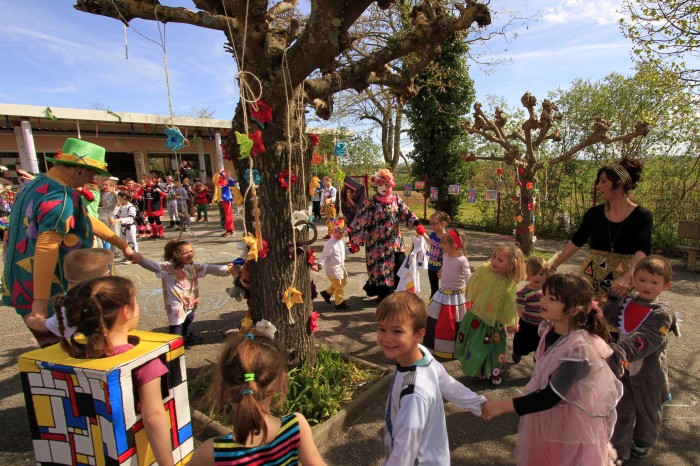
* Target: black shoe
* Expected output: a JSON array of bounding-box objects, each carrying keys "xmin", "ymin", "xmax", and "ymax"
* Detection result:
[
  {"xmin": 320, "ymin": 290, "xmax": 332, "ymax": 304},
  {"xmin": 512, "ymin": 352, "xmax": 521, "ymax": 364},
  {"xmin": 184, "ymin": 334, "xmax": 203, "ymax": 348},
  {"xmin": 335, "ymin": 301, "xmax": 350, "ymax": 310},
  {"xmin": 631, "ymin": 443, "xmax": 649, "ymax": 458}
]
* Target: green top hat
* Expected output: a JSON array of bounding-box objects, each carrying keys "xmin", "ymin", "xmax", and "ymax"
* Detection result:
[{"xmin": 45, "ymin": 138, "xmax": 111, "ymax": 176}]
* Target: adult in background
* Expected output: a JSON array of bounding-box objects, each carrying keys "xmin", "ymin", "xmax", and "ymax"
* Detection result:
[
  {"xmin": 350, "ymin": 169, "xmax": 425, "ymax": 301},
  {"xmin": 2, "ymin": 138, "xmax": 135, "ymax": 346},
  {"xmin": 178, "ymin": 160, "xmax": 195, "ymax": 183},
  {"xmin": 549, "ymin": 157, "xmax": 652, "ymax": 301}
]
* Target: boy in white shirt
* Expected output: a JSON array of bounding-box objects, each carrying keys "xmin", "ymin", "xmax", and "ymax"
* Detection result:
[
  {"xmin": 111, "ymin": 191, "xmax": 139, "ymax": 254},
  {"xmin": 377, "ymin": 292, "xmax": 486, "ymax": 465},
  {"xmin": 314, "ymin": 218, "xmax": 349, "ymax": 310}
]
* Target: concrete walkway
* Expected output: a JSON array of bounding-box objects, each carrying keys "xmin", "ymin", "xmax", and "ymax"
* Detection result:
[{"xmin": 0, "ymin": 210, "xmax": 697, "ymax": 465}]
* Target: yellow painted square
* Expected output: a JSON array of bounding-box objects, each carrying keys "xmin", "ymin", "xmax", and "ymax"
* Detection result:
[
  {"xmin": 166, "ymin": 346, "xmax": 185, "ymax": 362},
  {"xmin": 32, "ymin": 395, "xmax": 54, "ymax": 427},
  {"xmin": 76, "ymin": 454, "xmax": 89, "ymax": 464}
]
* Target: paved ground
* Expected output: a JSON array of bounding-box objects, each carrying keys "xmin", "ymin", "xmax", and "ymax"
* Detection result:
[{"xmin": 0, "ymin": 208, "xmax": 698, "ymax": 465}]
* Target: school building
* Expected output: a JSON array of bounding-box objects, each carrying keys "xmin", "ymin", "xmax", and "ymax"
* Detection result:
[{"xmin": 0, "ymin": 103, "xmax": 235, "ymax": 184}]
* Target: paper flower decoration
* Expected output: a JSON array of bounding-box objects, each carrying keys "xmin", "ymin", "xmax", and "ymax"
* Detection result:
[
  {"xmin": 242, "ymin": 233, "xmax": 260, "ymax": 261},
  {"xmin": 249, "ymin": 130, "xmax": 265, "ymax": 156},
  {"xmin": 278, "ymin": 170, "xmax": 298, "ymax": 190},
  {"xmin": 527, "ymin": 202, "xmax": 534, "ymax": 211},
  {"xmin": 255, "ymin": 319, "xmax": 277, "ymax": 339},
  {"xmin": 243, "ymin": 169, "xmax": 262, "ymax": 186},
  {"xmin": 496, "ymin": 168, "xmax": 504, "ymax": 175},
  {"xmin": 282, "ymin": 287, "xmax": 303, "ymax": 310},
  {"xmin": 221, "ymin": 143, "xmax": 231, "ymax": 161},
  {"xmin": 526, "ymin": 182, "xmax": 533, "ymax": 190},
  {"xmin": 310, "ymin": 152, "xmax": 322, "ymax": 165},
  {"xmin": 334, "ymin": 141, "xmax": 346, "ymax": 156},
  {"xmin": 518, "ymin": 167, "xmax": 526, "ymax": 175},
  {"xmin": 250, "ymin": 100, "xmax": 273, "ymax": 127},
  {"xmin": 292, "ymin": 210, "xmax": 309, "ymax": 230},
  {"xmin": 307, "ymin": 249, "xmax": 317, "ymax": 267},
  {"xmin": 287, "ymin": 242, "xmax": 305, "ymax": 260},
  {"xmin": 259, "ymin": 239, "xmax": 270, "ymax": 259},
  {"xmin": 309, "ymin": 134, "xmax": 320, "ymax": 146},
  {"xmin": 236, "ymin": 131, "xmax": 253, "ymax": 158},
  {"xmin": 308, "ymin": 311, "xmax": 320, "ymax": 333},
  {"xmin": 164, "ymin": 127, "xmax": 186, "ymax": 151}
]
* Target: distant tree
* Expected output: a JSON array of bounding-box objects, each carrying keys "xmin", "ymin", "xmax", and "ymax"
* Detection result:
[
  {"xmin": 464, "ymin": 92, "xmax": 649, "ymax": 255},
  {"xmin": 620, "ymin": 0, "xmax": 700, "ymax": 90},
  {"xmin": 184, "ymin": 107, "xmax": 217, "ymax": 119},
  {"xmin": 406, "ymin": 34, "xmax": 476, "ymax": 219},
  {"xmin": 341, "ymin": 132, "xmax": 384, "ymax": 176}
]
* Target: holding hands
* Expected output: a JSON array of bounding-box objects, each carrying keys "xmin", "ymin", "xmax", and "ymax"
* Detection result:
[{"xmin": 481, "ymin": 398, "xmax": 514, "ymax": 421}]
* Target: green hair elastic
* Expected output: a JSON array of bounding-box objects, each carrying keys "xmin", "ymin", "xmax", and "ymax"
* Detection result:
[
  {"xmin": 244, "ymin": 373, "xmax": 255, "ymax": 383},
  {"xmin": 245, "ymin": 333, "xmax": 254, "ymax": 341}
]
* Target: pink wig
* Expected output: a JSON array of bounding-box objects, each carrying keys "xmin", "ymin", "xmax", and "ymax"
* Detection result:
[{"xmin": 372, "ymin": 169, "xmax": 396, "ymax": 188}]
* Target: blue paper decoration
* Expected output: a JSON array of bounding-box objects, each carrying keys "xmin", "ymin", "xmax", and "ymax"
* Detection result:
[
  {"xmin": 164, "ymin": 127, "xmax": 186, "ymax": 151},
  {"xmin": 334, "ymin": 141, "xmax": 346, "ymax": 156},
  {"xmin": 244, "ymin": 168, "xmax": 262, "ymax": 185}
]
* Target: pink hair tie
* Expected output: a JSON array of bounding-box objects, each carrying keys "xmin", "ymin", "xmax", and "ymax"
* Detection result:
[
  {"xmin": 448, "ymin": 230, "xmax": 463, "ymax": 250},
  {"xmin": 591, "ymin": 299, "xmax": 603, "ymax": 318}
]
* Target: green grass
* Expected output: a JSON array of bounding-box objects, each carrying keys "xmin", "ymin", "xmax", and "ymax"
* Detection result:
[{"xmin": 189, "ymin": 346, "xmax": 382, "ymax": 427}]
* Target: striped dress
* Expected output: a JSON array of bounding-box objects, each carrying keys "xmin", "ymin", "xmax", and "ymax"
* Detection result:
[{"xmin": 213, "ymin": 413, "xmax": 301, "ymax": 465}]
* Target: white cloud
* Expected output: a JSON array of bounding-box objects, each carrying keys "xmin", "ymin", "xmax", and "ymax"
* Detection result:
[{"xmin": 540, "ymin": 0, "xmax": 623, "ymax": 26}]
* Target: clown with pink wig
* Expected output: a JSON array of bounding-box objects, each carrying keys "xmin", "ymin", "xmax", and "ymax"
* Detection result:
[{"xmin": 349, "ymin": 169, "xmax": 424, "ymax": 300}]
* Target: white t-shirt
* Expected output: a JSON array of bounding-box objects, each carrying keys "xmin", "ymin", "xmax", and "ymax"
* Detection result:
[{"xmin": 383, "ymin": 345, "xmax": 486, "ymax": 465}]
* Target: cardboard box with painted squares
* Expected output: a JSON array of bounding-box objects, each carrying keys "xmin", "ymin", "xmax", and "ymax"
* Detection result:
[{"xmin": 19, "ymin": 330, "xmax": 193, "ymax": 465}]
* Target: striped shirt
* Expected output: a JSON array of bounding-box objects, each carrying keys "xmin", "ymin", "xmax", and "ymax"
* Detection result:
[
  {"xmin": 516, "ymin": 286, "xmax": 544, "ymax": 325},
  {"xmin": 213, "ymin": 413, "xmax": 301, "ymax": 465}
]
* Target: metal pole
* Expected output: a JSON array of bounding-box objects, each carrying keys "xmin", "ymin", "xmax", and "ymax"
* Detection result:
[{"xmin": 214, "ymin": 131, "xmax": 224, "ymax": 172}]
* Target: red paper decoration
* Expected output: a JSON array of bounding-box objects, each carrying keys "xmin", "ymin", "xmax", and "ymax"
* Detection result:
[
  {"xmin": 248, "ymin": 130, "xmax": 266, "ymax": 156},
  {"xmin": 518, "ymin": 167, "xmax": 526, "ymax": 175},
  {"xmin": 249, "ymin": 100, "xmax": 273, "ymax": 125},
  {"xmin": 310, "ymin": 152, "xmax": 322, "ymax": 165},
  {"xmin": 496, "ymin": 168, "xmax": 504, "ymax": 175},
  {"xmin": 278, "ymin": 169, "xmax": 299, "ymax": 190},
  {"xmin": 309, "ymin": 134, "xmax": 320, "ymax": 146}
]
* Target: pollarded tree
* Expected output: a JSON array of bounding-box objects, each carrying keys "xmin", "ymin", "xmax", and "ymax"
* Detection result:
[
  {"xmin": 463, "ymin": 92, "xmax": 650, "ymax": 255},
  {"xmin": 74, "ymin": 0, "xmax": 491, "ymax": 365}
]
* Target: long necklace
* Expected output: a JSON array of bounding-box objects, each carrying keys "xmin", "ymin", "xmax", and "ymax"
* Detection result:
[{"xmin": 608, "ymin": 217, "xmax": 626, "ymax": 253}]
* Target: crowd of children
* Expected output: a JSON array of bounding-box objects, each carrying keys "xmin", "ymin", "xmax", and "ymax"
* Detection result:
[{"xmin": 12, "ymin": 177, "xmax": 679, "ymax": 466}]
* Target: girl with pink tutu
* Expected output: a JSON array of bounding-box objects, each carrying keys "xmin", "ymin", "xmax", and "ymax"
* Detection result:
[{"xmin": 482, "ymin": 274, "xmax": 623, "ymax": 466}]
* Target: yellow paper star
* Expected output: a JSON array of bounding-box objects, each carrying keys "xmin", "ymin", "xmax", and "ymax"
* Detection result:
[
  {"xmin": 242, "ymin": 233, "xmax": 259, "ymax": 261},
  {"xmin": 282, "ymin": 287, "xmax": 303, "ymax": 310}
]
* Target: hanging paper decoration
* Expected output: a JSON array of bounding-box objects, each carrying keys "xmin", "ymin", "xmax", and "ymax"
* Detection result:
[
  {"xmin": 310, "ymin": 152, "xmax": 322, "ymax": 165},
  {"xmin": 259, "ymin": 239, "xmax": 270, "ymax": 259},
  {"xmin": 292, "ymin": 210, "xmax": 309, "ymax": 229},
  {"xmin": 526, "ymin": 182, "xmax": 533, "ymax": 190},
  {"xmin": 282, "ymin": 287, "xmax": 303, "ymax": 310},
  {"xmin": 287, "ymin": 242, "xmax": 305, "ymax": 260},
  {"xmin": 333, "ymin": 141, "xmax": 346, "ymax": 156},
  {"xmin": 164, "ymin": 127, "xmax": 187, "ymax": 151},
  {"xmin": 243, "ymin": 169, "xmax": 262, "ymax": 186},
  {"xmin": 106, "ymin": 110, "xmax": 122, "ymax": 123},
  {"xmin": 465, "ymin": 155, "xmax": 475, "ymax": 162},
  {"xmin": 496, "ymin": 167, "xmax": 504, "ymax": 176},
  {"xmin": 516, "ymin": 215, "xmax": 523, "ymax": 222},
  {"xmin": 242, "ymin": 234, "xmax": 260, "ymax": 261},
  {"xmin": 249, "ymin": 130, "xmax": 266, "ymax": 156},
  {"xmin": 278, "ymin": 170, "xmax": 298, "ymax": 190},
  {"xmin": 43, "ymin": 107, "xmax": 58, "ymax": 121},
  {"xmin": 307, "ymin": 250, "xmax": 317, "ymax": 267},
  {"xmin": 518, "ymin": 167, "xmax": 526, "ymax": 175},
  {"xmin": 235, "ymin": 131, "xmax": 253, "ymax": 158},
  {"xmin": 249, "ymin": 99, "xmax": 273, "ymax": 127},
  {"xmin": 309, "ymin": 134, "xmax": 320, "ymax": 146},
  {"xmin": 308, "ymin": 311, "xmax": 320, "ymax": 333},
  {"xmin": 527, "ymin": 202, "xmax": 534, "ymax": 211}
]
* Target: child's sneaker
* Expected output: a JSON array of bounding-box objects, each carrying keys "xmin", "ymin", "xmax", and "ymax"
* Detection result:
[
  {"xmin": 631, "ymin": 443, "xmax": 649, "ymax": 458},
  {"xmin": 320, "ymin": 290, "xmax": 332, "ymax": 304},
  {"xmin": 512, "ymin": 352, "xmax": 521, "ymax": 364},
  {"xmin": 335, "ymin": 301, "xmax": 350, "ymax": 310}
]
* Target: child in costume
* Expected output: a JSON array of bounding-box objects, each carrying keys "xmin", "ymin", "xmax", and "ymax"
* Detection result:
[
  {"xmin": 376, "ymin": 292, "xmax": 486, "ymax": 465},
  {"xmin": 54, "ymin": 276, "xmax": 175, "ymax": 466},
  {"xmin": 482, "ymin": 274, "xmax": 623, "ymax": 466},
  {"xmin": 455, "ymin": 243, "xmax": 524, "ymax": 385},
  {"xmin": 321, "ymin": 176, "xmax": 337, "ymax": 239},
  {"xmin": 218, "ymin": 172, "xmax": 236, "ymax": 237},
  {"xmin": 396, "ymin": 232, "xmax": 428, "ymax": 294},
  {"xmin": 194, "ymin": 182, "xmax": 209, "ymax": 222},
  {"xmin": 132, "ymin": 239, "xmax": 233, "ymax": 346},
  {"xmin": 140, "ymin": 175, "xmax": 166, "ymax": 239},
  {"xmin": 512, "ymin": 256, "xmax": 549, "ymax": 364},
  {"xmin": 112, "ymin": 191, "xmax": 139, "ymax": 254},
  {"xmin": 314, "ymin": 219, "xmax": 349, "ymax": 310},
  {"xmin": 423, "ymin": 211, "xmax": 451, "ymax": 298},
  {"xmin": 188, "ymin": 326, "xmax": 326, "ymax": 466},
  {"xmin": 604, "ymin": 255, "xmax": 679, "ymax": 462},
  {"xmin": 349, "ymin": 169, "xmax": 424, "ymax": 301},
  {"xmin": 424, "ymin": 229, "xmax": 471, "ymax": 359}
]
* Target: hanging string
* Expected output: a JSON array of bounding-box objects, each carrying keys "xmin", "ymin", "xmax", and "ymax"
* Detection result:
[{"xmin": 123, "ymin": 23, "xmax": 129, "ymax": 60}]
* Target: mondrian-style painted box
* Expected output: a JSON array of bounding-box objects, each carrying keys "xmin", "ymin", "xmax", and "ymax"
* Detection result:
[{"xmin": 18, "ymin": 330, "xmax": 193, "ymax": 465}]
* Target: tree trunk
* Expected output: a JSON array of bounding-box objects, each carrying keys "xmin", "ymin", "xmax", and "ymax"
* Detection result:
[
  {"xmin": 230, "ymin": 86, "xmax": 315, "ymax": 368},
  {"xmin": 516, "ymin": 170, "xmax": 536, "ymax": 255}
]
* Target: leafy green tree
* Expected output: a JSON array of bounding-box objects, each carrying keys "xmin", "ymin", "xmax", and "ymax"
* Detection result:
[
  {"xmin": 341, "ymin": 132, "xmax": 384, "ymax": 176},
  {"xmin": 406, "ymin": 34, "xmax": 476, "ymax": 219},
  {"xmin": 620, "ymin": 0, "xmax": 700, "ymax": 90}
]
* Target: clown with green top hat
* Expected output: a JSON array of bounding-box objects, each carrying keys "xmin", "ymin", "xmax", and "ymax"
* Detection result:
[{"xmin": 2, "ymin": 138, "xmax": 136, "ymax": 347}]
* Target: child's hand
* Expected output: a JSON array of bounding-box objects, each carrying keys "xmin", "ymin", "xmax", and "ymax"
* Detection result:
[
  {"xmin": 482, "ymin": 399, "xmax": 508, "ymax": 421},
  {"xmin": 506, "ymin": 324, "xmax": 519, "ymax": 334},
  {"xmin": 226, "ymin": 263, "xmax": 234, "ymax": 275},
  {"xmin": 311, "ymin": 264, "xmax": 319, "ymax": 272},
  {"xmin": 130, "ymin": 252, "xmax": 143, "ymax": 264},
  {"xmin": 110, "ymin": 218, "xmax": 118, "ymax": 225}
]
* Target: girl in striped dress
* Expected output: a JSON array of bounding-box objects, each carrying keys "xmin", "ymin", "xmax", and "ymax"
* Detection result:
[
  {"xmin": 189, "ymin": 329, "xmax": 326, "ymax": 466},
  {"xmin": 424, "ymin": 229, "xmax": 471, "ymax": 359}
]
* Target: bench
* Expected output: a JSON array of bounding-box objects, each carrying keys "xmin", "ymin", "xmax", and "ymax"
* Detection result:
[{"xmin": 677, "ymin": 220, "xmax": 700, "ymax": 272}]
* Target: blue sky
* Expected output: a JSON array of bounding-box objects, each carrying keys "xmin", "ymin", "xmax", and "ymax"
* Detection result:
[{"xmin": 0, "ymin": 1, "xmax": 635, "ymax": 122}]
